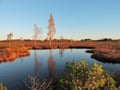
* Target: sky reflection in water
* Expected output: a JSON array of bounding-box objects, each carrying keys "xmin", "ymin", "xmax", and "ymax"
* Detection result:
[{"xmin": 0, "ymin": 49, "xmax": 120, "ymax": 90}]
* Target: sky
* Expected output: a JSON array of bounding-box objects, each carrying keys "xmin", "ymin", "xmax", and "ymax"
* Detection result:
[{"xmin": 0, "ymin": 0, "xmax": 120, "ymax": 40}]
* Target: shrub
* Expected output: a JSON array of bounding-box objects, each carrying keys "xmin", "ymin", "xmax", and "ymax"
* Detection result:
[
  {"xmin": 57, "ymin": 60, "xmax": 118, "ymax": 90},
  {"xmin": 26, "ymin": 75, "xmax": 54, "ymax": 90}
]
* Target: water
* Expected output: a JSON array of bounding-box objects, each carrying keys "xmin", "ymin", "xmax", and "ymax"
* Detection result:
[{"xmin": 0, "ymin": 49, "xmax": 120, "ymax": 90}]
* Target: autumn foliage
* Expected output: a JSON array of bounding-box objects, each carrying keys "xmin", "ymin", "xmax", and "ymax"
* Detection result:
[{"xmin": 0, "ymin": 47, "xmax": 30, "ymax": 62}]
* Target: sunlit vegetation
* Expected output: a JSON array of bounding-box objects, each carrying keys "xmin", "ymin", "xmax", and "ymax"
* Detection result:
[
  {"xmin": 47, "ymin": 14, "xmax": 56, "ymax": 46},
  {"xmin": 0, "ymin": 83, "xmax": 7, "ymax": 90},
  {"xmin": 0, "ymin": 46, "xmax": 30, "ymax": 62},
  {"xmin": 89, "ymin": 41, "xmax": 120, "ymax": 63},
  {"xmin": 0, "ymin": 40, "xmax": 120, "ymax": 63},
  {"xmin": 57, "ymin": 60, "xmax": 119, "ymax": 90},
  {"xmin": 33, "ymin": 24, "xmax": 42, "ymax": 48}
]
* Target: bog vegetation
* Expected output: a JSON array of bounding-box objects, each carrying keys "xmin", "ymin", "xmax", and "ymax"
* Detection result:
[{"xmin": 57, "ymin": 60, "xmax": 120, "ymax": 90}]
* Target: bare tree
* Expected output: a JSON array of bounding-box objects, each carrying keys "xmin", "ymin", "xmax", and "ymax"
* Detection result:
[
  {"xmin": 26, "ymin": 74, "xmax": 53, "ymax": 90},
  {"xmin": 47, "ymin": 14, "xmax": 56, "ymax": 46},
  {"xmin": 7, "ymin": 33, "xmax": 13, "ymax": 40},
  {"xmin": 7, "ymin": 33, "xmax": 13, "ymax": 46},
  {"xmin": 33, "ymin": 24, "xmax": 42, "ymax": 47}
]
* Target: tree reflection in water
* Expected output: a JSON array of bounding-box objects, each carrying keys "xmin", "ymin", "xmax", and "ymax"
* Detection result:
[
  {"xmin": 48, "ymin": 50, "xmax": 56, "ymax": 78},
  {"xmin": 34, "ymin": 50, "xmax": 40, "ymax": 74},
  {"xmin": 59, "ymin": 49, "xmax": 64, "ymax": 58}
]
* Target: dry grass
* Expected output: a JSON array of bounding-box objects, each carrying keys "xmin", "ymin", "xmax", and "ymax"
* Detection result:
[{"xmin": 0, "ymin": 40, "xmax": 120, "ymax": 62}]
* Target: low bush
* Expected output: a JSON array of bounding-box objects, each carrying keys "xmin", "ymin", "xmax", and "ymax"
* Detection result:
[{"xmin": 57, "ymin": 60, "xmax": 119, "ymax": 90}]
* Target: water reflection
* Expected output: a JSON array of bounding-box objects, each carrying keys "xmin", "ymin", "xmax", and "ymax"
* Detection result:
[
  {"xmin": 48, "ymin": 50, "xmax": 56, "ymax": 78},
  {"xmin": 59, "ymin": 49, "xmax": 64, "ymax": 58},
  {"xmin": 70, "ymin": 49, "xmax": 73, "ymax": 52},
  {"xmin": 34, "ymin": 50, "xmax": 40, "ymax": 74},
  {"xmin": 0, "ymin": 49, "xmax": 120, "ymax": 90}
]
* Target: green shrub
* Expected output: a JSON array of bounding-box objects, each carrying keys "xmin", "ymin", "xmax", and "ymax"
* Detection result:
[{"xmin": 57, "ymin": 60, "xmax": 118, "ymax": 90}]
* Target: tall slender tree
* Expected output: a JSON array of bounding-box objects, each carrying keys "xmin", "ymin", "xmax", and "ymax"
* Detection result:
[
  {"xmin": 33, "ymin": 24, "xmax": 42, "ymax": 47},
  {"xmin": 47, "ymin": 14, "xmax": 56, "ymax": 46}
]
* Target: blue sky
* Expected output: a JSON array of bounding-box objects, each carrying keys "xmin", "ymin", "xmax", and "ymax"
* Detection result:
[{"xmin": 0, "ymin": 0, "xmax": 120, "ymax": 40}]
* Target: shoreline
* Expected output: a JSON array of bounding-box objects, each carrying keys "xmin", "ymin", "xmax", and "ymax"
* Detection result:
[
  {"xmin": 0, "ymin": 41, "xmax": 120, "ymax": 63},
  {"xmin": 0, "ymin": 47, "xmax": 30, "ymax": 63},
  {"xmin": 86, "ymin": 49, "xmax": 120, "ymax": 63}
]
